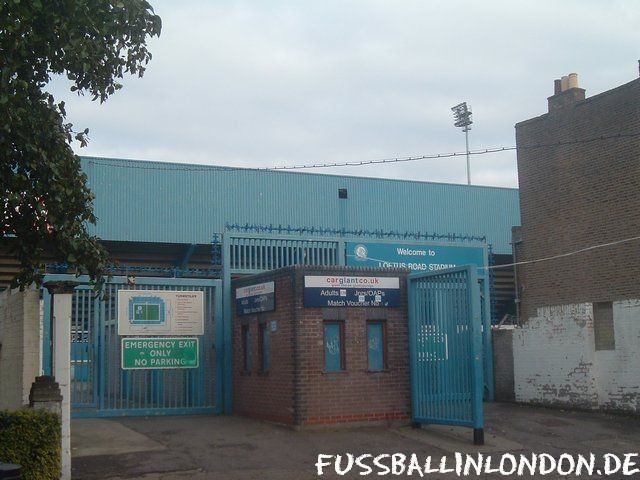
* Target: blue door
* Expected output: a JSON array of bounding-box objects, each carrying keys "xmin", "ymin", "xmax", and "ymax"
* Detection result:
[{"xmin": 408, "ymin": 265, "xmax": 484, "ymax": 445}]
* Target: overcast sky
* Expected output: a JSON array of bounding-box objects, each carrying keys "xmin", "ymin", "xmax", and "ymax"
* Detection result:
[{"xmin": 49, "ymin": 0, "xmax": 639, "ymax": 188}]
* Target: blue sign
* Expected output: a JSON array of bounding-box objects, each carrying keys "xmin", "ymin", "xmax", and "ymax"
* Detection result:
[
  {"xmin": 128, "ymin": 296, "xmax": 165, "ymax": 325},
  {"xmin": 304, "ymin": 276, "xmax": 401, "ymax": 307},
  {"xmin": 346, "ymin": 242, "xmax": 486, "ymax": 276},
  {"xmin": 236, "ymin": 281, "xmax": 275, "ymax": 316}
]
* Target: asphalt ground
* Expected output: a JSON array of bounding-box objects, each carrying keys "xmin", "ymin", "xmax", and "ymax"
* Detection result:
[{"xmin": 71, "ymin": 402, "xmax": 640, "ymax": 480}]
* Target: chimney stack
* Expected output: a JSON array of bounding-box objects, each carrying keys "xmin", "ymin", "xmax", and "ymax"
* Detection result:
[{"xmin": 548, "ymin": 72, "xmax": 585, "ymax": 112}]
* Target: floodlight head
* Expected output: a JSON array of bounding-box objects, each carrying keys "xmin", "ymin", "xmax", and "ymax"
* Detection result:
[
  {"xmin": 451, "ymin": 102, "xmax": 473, "ymax": 130},
  {"xmin": 451, "ymin": 102, "xmax": 467, "ymax": 114}
]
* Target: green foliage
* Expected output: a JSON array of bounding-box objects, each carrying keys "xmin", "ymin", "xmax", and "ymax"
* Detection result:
[
  {"xmin": 0, "ymin": 0, "xmax": 161, "ymax": 289},
  {"xmin": 0, "ymin": 409, "xmax": 61, "ymax": 480}
]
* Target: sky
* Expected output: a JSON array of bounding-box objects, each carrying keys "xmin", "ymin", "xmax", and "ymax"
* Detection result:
[{"xmin": 49, "ymin": 0, "xmax": 640, "ymax": 188}]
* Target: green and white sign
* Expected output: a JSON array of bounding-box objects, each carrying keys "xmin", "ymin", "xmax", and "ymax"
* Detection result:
[
  {"xmin": 121, "ymin": 337, "xmax": 199, "ymax": 370},
  {"xmin": 134, "ymin": 303, "xmax": 161, "ymax": 323}
]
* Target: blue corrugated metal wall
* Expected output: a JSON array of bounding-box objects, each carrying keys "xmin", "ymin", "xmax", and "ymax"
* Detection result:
[{"xmin": 82, "ymin": 157, "xmax": 520, "ymax": 253}]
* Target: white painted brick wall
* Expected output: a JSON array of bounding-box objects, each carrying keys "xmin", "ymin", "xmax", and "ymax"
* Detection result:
[
  {"xmin": 513, "ymin": 300, "xmax": 640, "ymax": 412},
  {"xmin": 595, "ymin": 300, "xmax": 640, "ymax": 411},
  {"xmin": 0, "ymin": 288, "xmax": 41, "ymax": 410}
]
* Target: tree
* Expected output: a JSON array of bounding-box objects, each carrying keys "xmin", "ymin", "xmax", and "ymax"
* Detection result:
[{"xmin": 1, "ymin": 0, "xmax": 161, "ymax": 288}]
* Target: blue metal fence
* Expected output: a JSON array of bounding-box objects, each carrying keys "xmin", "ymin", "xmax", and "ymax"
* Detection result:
[
  {"xmin": 43, "ymin": 275, "xmax": 223, "ymax": 417},
  {"xmin": 218, "ymin": 232, "xmax": 494, "ymax": 412},
  {"xmin": 42, "ymin": 231, "xmax": 493, "ymax": 420},
  {"xmin": 408, "ymin": 265, "xmax": 484, "ymax": 444},
  {"xmin": 226, "ymin": 235, "xmax": 341, "ymax": 273},
  {"xmin": 221, "ymin": 232, "xmax": 493, "ymax": 395},
  {"xmin": 220, "ymin": 233, "xmax": 345, "ymax": 411}
]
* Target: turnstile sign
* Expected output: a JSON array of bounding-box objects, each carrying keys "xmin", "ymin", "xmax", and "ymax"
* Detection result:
[
  {"xmin": 121, "ymin": 337, "xmax": 199, "ymax": 370},
  {"xmin": 118, "ymin": 290, "xmax": 204, "ymax": 336}
]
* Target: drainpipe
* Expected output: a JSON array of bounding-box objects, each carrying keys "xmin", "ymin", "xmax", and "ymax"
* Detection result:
[{"xmin": 510, "ymin": 227, "xmax": 522, "ymax": 326}]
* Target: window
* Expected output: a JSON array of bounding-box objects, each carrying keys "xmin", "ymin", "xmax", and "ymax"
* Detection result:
[
  {"xmin": 241, "ymin": 324, "xmax": 251, "ymax": 372},
  {"xmin": 323, "ymin": 322, "xmax": 345, "ymax": 371},
  {"xmin": 258, "ymin": 322, "xmax": 269, "ymax": 372},
  {"xmin": 367, "ymin": 321, "xmax": 386, "ymax": 370},
  {"xmin": 593, "ymin": 302, "xmax": 615, "ymax": 351}
]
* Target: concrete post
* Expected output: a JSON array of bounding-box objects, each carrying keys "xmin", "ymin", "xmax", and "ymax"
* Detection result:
[
  {"xmin": 29, "ymin": 376, "xmax": 63, "ymax": 480},
  {"xmin": 29, "ymin": 375, "xmax": 63, "ymax": 413},
  {"xmin": 43, "ymin": 281, "xmax": 79, "ymax": 480},
  {"xmin": 53, "ymin": 291, "xmax": 72, "ymax": 480}
]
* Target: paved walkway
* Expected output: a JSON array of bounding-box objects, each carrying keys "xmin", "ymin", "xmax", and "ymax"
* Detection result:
[{"xmin": 72, "ymin": 403, "xmax": 640, "ymax": 479}]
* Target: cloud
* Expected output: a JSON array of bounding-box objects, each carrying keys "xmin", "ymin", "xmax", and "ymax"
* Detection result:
[{"xmin": 47, "ymin": 0, "xmax": 640, "ymax": 188}]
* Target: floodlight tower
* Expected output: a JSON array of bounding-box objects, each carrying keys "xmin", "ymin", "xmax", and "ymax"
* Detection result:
[{"xmin": 451, "ymin": 102, "xmax": 473, "ymax": 185}]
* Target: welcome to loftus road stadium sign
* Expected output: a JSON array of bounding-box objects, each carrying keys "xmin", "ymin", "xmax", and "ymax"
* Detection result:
[{"xmin": 345, "ymin": 241, "xmax": 486, "ymax": 276}]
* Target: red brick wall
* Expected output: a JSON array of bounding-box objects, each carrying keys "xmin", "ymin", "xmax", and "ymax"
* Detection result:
[
  {"xmin": 233, "ymin": 270, "xmax": 296, "ymax": 424},
  {"xmin": 233, "ymin": 266, "xmax": 410, "ymax": 426},
  {"xmin": 292, "ymin": 268, "xmax": 410, "ymax": 425},
  {"xmin": 515, "ymin": 79, "xmax": 640, "ymax": 319}
]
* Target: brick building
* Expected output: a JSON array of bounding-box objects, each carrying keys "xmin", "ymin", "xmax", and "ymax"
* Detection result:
[
  {"xmin": 232, "ymin": 266, "xmax": 410, "ymax": 426},
  {"xmin": 512, "ymin": 73, "xmax": 640, "ymax": 412}
]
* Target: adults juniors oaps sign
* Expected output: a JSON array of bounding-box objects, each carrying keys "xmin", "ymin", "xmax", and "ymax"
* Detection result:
[
  {"xmin": 118, "ymin": 290, "xmax": 204, "ymax": 336},
  {"xmin": 304, "ymin": 276, "xmax": 401, "ymax": 307},
  {"xmin": 346, "ymin": 242, "xmax": 486, "ymax": 275}
]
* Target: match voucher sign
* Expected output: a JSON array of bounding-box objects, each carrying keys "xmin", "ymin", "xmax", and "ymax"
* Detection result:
[{"xmin": 303, "ymin": 276, "xmax": 401, "ymax": 307}]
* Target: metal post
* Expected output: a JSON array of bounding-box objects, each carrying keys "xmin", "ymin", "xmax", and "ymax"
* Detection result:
[
  {"xmin": 451, "ymin": 102, "xmax": 473, "ymax": 185},
  {"xmin": 481, "ymin": 246, "xmax": 494, "ymax": 401},
  {"xmin": 465, "ymin": 127, "xmax": 471, "ymax": 185},
  {"xmin": 407, "ymin": 277, "xmax": 418, "ymax": 425},
  {"xmin": 222, "ymin": 233, "xmax": 233, "ymax": 413},
  {"xmin": 468, "ymin": 266, "xmax": 485, "ymax": 445}
]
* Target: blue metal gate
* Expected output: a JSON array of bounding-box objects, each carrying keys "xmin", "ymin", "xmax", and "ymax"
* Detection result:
[
  {"xmin": 43, "ymin": 275, "xmax": 223, "ymax": 417},
  {"xmin": 408, "ymin": 265, "xmax": 484, "ymax": 444},
  {"xmin": 220, "ymin": 233, "xmax": 343, "ymax": 411}
]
